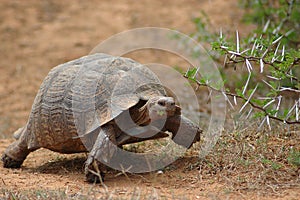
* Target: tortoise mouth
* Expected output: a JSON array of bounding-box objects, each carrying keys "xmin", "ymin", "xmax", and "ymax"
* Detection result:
[
  {"xmin": 166, "ymin": 108, "xmax": 176, "ymax": 116},
  {"xmin": 148, "ymin": 106, "xmax": 176, "ymax": 121}
]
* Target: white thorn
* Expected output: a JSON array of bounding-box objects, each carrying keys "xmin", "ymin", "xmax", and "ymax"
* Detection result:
[
  {"xmin": 275, "ymin": 96, "xmax": 282, "ymax": 117},
  {"xmin": 220, "ymin": 45, "xmax": 229, "ymax": 49},
  {"xmin": 248, "ymin": 84, "xmax": 258, "ymax": 100},
  {"xmin": 266, "ymin": 115, "xmax": 271, "ymax": 130},
  {"xmin": 263, "ymin": 99, "xmax": 276, "ymax": 109},
  {"xmin": 246, "ymin": 107, "xmax": 253, "ymax": 119},
  {"xmin": 222, "ymin": 92, "xmax": 234, "ymax": 110},
  {"xmin": 266, "ymin": 75, "xmax": 281, "ymax": 80},
  {"xmin": 193, "ymin": 67, "xmax": 200, "ymax": 79},
  {"xmin": 228, "ymin": 50, "xmax": 241, "ymax": 56},
  {"xmin": 220, "ymin": 28, "xmax": 223, "ymax": 39},
  {"xmin": 240, "ymin": 48, "xmax": 250, "ymax": 55},
  {"xmin": 258, "ymin": 116, "xmax": 267, "ymax": 130},
  {"xmin": 281, "ymin": 45, "xmax": 285, "ymax": 61},
  {"xmin": 285, "ymin": 103, "xmax": 296, "ymax": 121},
  {"xmin": 262, "ymin": 48, "xmax": 269, "ymax": 58},
  {"xmin": 285, "ymin": 29, "xmax": 294, "ymax": 37},
  {"xmin": 245, "ymin": 59, "xmax": 253, "ymax": 72},
  {"xmin": 185, "ymin": 67, "xmax": 190, "ymax": 77},
  {"xmin": 257, "ymin": 97, "xmax": 273, "ymax": 100},
  {"xmin": 262, "ymin": 80, "xmax": 276, "ymax": 90},
  {"xmin": 279, "ymin": 87, "xmax": 300, "ymax": 93},
  {"xmin": 260, "ymin": 59, "xmax": 264, "ymax": 73},
  {"xmin": 240, "ymin": 84, "xmax": 258, "ymax": 113},
  {"xmin": 296, "ymin": 100, "xmax": 299, "ymax": 121},
  {"xmin": 272, "ymin": 42, "xmax": 281, "ymax": 63},
  {"xmin": 251, "ymin": 39, "xmax": 257, "ymax": 56},
  {"xmin": 242, "ymin": 72, "xmax": 251, "ymax": 95},
  {"xmin": 236, "ymin": 30, "xmax": 240, "ymax": 53},
  {"xmin": 263, "ymin": 19, "xmax": 270, "ymax": 33},
  {"xmin": 272, "ymin": 35, "xmax": 283, "ymax": 45},
  {"xmin": 239, "ymin": 100, "xmax": 249, "ymax": 114}
]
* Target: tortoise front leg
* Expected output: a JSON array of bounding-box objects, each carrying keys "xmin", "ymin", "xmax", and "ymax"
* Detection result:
[
  {"xmin": 164, "ymin": 115, "xmax": 202, "ymax": 148},
  {"xmin": 116, "ymin": 126, "xmax": 169, "ymax": 146},
  {"xmin": 85, "ymin": 123, "xmax": 117, "ymax": 183}
]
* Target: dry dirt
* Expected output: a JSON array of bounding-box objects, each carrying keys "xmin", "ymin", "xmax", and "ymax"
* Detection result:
[{"xmin": 0, "ymin": 0, "xmax": 299, "ymax": 199}]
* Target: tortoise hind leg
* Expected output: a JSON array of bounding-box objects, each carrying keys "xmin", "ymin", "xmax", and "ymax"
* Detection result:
[{"xmin": 2, "ymin": 127, "xmax": 37, "ymax": 168}]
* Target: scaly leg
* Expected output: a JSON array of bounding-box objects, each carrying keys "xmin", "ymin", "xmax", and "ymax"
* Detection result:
[
  {"xmin": 85, "ymin": 123, "xmax": 117, "ymax": 183},
  {"xmin": 116, "ymin": 125, "xmax": 169, "ymax": 146},
  {"xmin": 163, "ymin": 115, "xmax": 202, "ymax": 148},
  {"xmin": 2, "ymin": 126, "xmax": 37, "ymax": 168}
]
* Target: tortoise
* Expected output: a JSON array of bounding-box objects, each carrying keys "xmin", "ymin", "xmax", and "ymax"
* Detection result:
[{"xmin": 2, "ymin": 53, "xmax": 202, "ymax": 183}]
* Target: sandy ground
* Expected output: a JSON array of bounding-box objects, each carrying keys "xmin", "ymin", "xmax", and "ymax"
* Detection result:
[{"xmin": 0, "ymin": 0, "xmax": 299, "ymax": 199}]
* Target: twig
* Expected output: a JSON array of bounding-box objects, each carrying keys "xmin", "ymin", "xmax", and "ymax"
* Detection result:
[
  {"xmin": 1, "ymin": 177, "xmax": 6, "ymax": 186},
  {"xmin": 186, "ymin": 76, "xmax": 300, "ymax": 125}
]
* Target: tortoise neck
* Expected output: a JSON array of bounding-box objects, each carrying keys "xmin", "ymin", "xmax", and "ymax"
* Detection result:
[{"xmin": 135, "ymin": 103, "xmax": 151, "ymax": 125}]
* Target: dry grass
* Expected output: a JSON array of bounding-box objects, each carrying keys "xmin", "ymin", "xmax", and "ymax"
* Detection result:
[
  {"xmin": 188, "ymin": 123, "xmax": 300, "ymax": 194},
  {"xmin": 1, "ymin": 123, "xmax": 299, "ymax": 199}
]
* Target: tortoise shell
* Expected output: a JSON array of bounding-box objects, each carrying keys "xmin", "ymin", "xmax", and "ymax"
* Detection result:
[{"xmin": 26, "ymin": 53, "xmax": 166, "ymax": 152}]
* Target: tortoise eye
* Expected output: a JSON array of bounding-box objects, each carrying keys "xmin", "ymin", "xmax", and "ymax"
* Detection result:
[{"xmin": 158, "ymin": 101, "xmax": 166, "ymax": 106}]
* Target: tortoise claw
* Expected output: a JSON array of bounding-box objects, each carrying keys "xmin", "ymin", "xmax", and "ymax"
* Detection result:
[
  {"xmin": 1, "ymin": 154, "xmax": 24, "ymax": 168},
  {"xmin": 85, "ymin": 170, "xmax": 105, "ymax": 183}
]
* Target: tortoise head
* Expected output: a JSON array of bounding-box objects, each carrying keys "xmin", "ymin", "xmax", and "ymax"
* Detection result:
[{"xmin": 138, "ymin": 96, "xmax": 177, "ymax": 123}]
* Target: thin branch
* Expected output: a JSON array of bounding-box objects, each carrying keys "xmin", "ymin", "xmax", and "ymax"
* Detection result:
[{"xmin": 187, "ymin": 77, "xmax": 300, "ymax": 125}]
